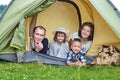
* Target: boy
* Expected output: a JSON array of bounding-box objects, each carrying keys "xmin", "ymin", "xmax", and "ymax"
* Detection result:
[{"xmin": 66, "ymin": 38, "xmax": 86, "ymax": 66}]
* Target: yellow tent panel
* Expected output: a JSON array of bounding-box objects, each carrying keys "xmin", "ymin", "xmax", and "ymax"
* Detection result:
[
  {"xmin": 25, "ymin": 0, "xmax": 120, "ymax": 56},
  {"xmin": 0, "ymin": 0, "xmax": 120, "ymax": 63}
]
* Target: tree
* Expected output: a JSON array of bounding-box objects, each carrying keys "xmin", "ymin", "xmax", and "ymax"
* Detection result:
[{"xmin": 0, "ymin": 4, "xmax": 7, "ymax": 14}]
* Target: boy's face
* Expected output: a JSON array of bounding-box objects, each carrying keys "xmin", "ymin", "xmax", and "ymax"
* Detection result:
[{"xmin": 71, "ymin": 41, "xmax": 82, "ymax": 54}]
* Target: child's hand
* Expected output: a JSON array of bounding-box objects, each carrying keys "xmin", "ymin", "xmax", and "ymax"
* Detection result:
[
  {"xmin": 75, "ymin": 61, "xmax": 82, "ymax": 66},
  {"xmin": 75, "ymin": 61, "xmax": 86, "ymax": 66}
]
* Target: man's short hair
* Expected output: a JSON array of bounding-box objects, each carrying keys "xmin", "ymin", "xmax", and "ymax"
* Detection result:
[{"xmin": 33, "ymin": 26, "xmax": 46, "ymax": 35}]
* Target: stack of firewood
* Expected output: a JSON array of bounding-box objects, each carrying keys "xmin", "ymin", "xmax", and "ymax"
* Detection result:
[{"xmin": 92, "ymin": 45, "xmax": 120, "ymax": 66}]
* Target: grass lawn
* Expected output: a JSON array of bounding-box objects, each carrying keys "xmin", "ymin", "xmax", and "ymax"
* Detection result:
[{"xmin": 0, "ymin": 61, "xmax": 120, "ymax": 80}]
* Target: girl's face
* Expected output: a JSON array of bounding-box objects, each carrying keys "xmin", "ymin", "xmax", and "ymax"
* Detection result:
[
  {"xmin": 71, "ymin": 41, "xmax": 82, "ymax": 54},
  {"xmin": 81, "ymin": 26, "xmax": 91, "ymax": 39},
  {"xmin": 57, "ymin": 33, "xmax": 65, "ymax": 44}
]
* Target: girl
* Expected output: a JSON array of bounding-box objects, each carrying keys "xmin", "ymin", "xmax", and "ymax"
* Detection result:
[
  {"xmin": 69, "ymin": 22, "xmax": 95, "ymax": 64},
  {"xmin": 69, "ymin": 22, "xmax": 94, "ymax": 53},
  {"xmin": 48, "ymin": 28, "xmax": 69, "ymax": 59}
]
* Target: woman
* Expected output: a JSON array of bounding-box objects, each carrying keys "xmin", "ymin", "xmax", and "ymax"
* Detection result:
[
  {"xmin": 70, "ymin": 22, "xmax": 94, "ymax": 52},
  {"xmin": 69, "ymin": 22, "xmax": 95, "ymax": 64}
]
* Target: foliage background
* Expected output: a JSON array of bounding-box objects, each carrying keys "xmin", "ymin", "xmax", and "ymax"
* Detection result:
[{"xmin": 0, "ymin": 4, "xmax": 7, "ymax": 15}]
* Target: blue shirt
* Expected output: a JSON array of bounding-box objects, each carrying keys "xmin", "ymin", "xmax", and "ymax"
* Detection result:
[{"xmin": 66, "ymin": 50, "xmax": 86, "ymax": 63}]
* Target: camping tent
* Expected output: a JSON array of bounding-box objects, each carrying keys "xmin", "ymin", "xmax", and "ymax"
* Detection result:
[{"xmin": 0, "ymin": 0, "xmax": 120, "ymax": 64}]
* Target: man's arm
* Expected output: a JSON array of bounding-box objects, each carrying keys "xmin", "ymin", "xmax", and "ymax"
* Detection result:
[{"xmin": 39, "ymin": 38, "xmax": 48, "ymax": 54}]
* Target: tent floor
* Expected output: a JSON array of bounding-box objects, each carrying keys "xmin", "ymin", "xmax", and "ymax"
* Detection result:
[{"xmin": 0, "ymin": 51, "xmax": 96, "ymax": 65}]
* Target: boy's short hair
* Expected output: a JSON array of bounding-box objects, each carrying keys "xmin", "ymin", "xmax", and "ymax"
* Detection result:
[
  {"xmin": 72, "ymin": 38, "xmax": 81, "ymax": 43},
  {"xmin": 71, "ymin": 38, "xmax": 81, "ymax": 46}
]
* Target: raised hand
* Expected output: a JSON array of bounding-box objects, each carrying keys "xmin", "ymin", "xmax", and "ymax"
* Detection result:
[{"xmin": 34, "ymin": 41, "xmax": 43, "ymax": 52}]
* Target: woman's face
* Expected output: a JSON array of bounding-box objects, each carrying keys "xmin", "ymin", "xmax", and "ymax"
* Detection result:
[{"xmin": 81, "ymin": 26, "xmax": 91, "ymax": 39}]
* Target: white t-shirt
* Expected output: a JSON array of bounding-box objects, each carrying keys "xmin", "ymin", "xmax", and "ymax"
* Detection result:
[{"xmin": 71, "ymin": 32, "xmax": 92, "ymax": 52}]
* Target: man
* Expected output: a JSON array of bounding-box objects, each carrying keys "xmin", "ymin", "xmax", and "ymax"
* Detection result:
[{"xmin": 32, "ymin": 26, "xmax": 48, "ymax": 54}]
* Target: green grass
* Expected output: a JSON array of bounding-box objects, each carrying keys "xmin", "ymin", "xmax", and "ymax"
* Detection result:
[{"xmin": 0, "ymin": 61, "xmax": 120, "ymax": 80}]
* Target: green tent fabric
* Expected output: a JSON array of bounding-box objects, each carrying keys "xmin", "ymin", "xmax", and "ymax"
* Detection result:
[
  {"xmin": 0, "ymin": 0, "xmax": 56, "ymax": 54},
  {"xmin": 90, "ymin": 0, "xmax": 120, "ymax": 38}
]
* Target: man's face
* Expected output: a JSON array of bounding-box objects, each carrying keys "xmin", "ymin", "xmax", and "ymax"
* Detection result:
[{"xmin": 33, "ymin": 28, "xmax": 45, "ymax": 43}]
